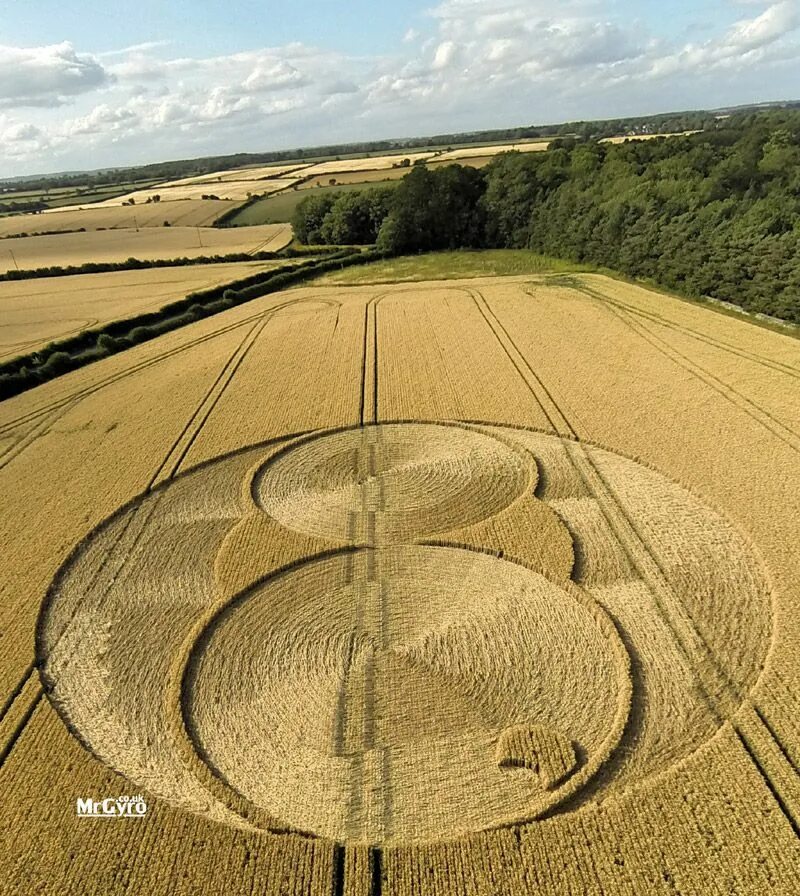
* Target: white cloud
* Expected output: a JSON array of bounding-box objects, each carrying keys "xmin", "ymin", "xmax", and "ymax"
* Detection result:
[
  {"xmin": 390, "ymin": 0, "xmax": 800, "ymax": 101},
  {"xmin": 322, "ymin": 80, "xmax": 360, "ymax": 96},
  {"xmin": 1, "ymin": 1, "xmax": 800, "ymax": 176},
  {"xmin": 0, "ymin": 42, "xmax": 109, "ymax": 109},
  {"xmin": 728, "ymin": 0, "xmax": 798, "ymax": 49},
  {"xmin": 646, "ymin": 1, "xmax": 800, "ymax": 79},
  {"xmin": 243, "ymin": 59, "xmax": 309, "ymax": 92},
  {"xmin": 0, "ymin": 115, "xmax": 50, "ymax": 158},
  {"xmin": 432, "ymin": 40, "xmax": 460, "ymax": 69}
]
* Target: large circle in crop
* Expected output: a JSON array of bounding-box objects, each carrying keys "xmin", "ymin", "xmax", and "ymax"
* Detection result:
[
  {"xmin": 37, "ymin": 422, "xmax": 772, "ymax": 843},
  {"xmin": 185, "ymin": 544, "xmax": 630, "ymax": 845},
  {"xmin": 253, "ymin": 423, "xmax": 533, "ymax": 545}
]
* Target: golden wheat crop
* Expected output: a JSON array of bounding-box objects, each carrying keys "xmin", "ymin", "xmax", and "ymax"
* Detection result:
[
  {"xmin": 297, "ymin": 169, "xmax": 414, "ymax": 190},
  {"xmin": 103, "ymin": 180, "xmax": 299, "ymax": 204},
  {"xmin": 0, "ymin": 200, "xmax": 239, "ymax": 235},
  {"xmin": 45, "ymin": 173, "xmax": 307, "ymax": 216},
  {"xmin": 298, "ymin": 143, "xmax": 551, "ymax": 179},
  {"xmin": 300, "ymin": 154, "xmax": 437, "ymax": 177},
  {"xmin": 159, "ymin": 163, "xmax": 311, "ymax": 187},
  {"xmin": 599, "ymin": 130, "xmax": 703, "ymax": 144},
  {"xmin": 435, "ymin": 142, "xmax": 551, "ymax": 160},
  {"xmin": 0, "ymin": 223, "xmax": 292, "ymax": 273},
  {"xmin": 0, "ymin": 261, "xmax": 295, "ymax": 360},
  {"xmin": 0, "ymin": 271, "xmax": 798, "ymax": 894}
]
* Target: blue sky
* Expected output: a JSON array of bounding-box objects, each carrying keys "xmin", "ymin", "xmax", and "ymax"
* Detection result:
[
  {"xmin": 1, "ymin": 0, "xmax": 798, "ymax": 176},
  {"xmin": 1, "ymin": 1, "xmax": 426, "ymax": 57}
]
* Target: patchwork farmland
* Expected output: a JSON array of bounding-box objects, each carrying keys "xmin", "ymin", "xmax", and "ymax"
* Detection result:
[
  {"xmin": 0, "ymin": 200, "xmax": 241, "ymax": 236},
  {"xmin": 0, "ymin": 131, "xmax": 696, "ymax": 237},
  {"xmin": 0, "ymin": 270, "xmax": 798, "ymax": 894}
]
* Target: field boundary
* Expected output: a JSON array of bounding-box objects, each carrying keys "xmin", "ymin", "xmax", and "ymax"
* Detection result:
[
  {"xmin": 0, "ymin": 244, "xmax": 325, "ymax": 284},
  {"xmin": 0, "ymin": 249, "xmax": 382, "ymax": 403}
]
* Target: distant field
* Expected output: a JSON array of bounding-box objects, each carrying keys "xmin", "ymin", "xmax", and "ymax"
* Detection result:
[
  {"xmin": 427, "ymin": 155, "xmax": 496, "ymax": 170},
  {"xmin": 45, "ymin": 169, "xmax": 306, "ymax": 215},
  {"xmin": 163, "ymin": 164, "xmax": 311, "ymax": 187},
  {"xmin": 229, "ymin": 180, "xmax": 403, "ymax": 226},
  {"xmin": 0, "ymin": 200, "xmax": 238, "ymax": 236},
  {"xmin": 0, "ymin": 223, "xmax": 292, "ymax": 273},
  {"xmin": 0, "ymin": 186, "xmax": 76, "ymax": 201},
  {"xmin": 599, "ymin": 130, "xmax": 702, "ymax": 144},
  {"xmin": 300, "ymin": 153, "xmax": 436, "ymax": 176},
  {"xmin": 0, "ymin": 260, "xmax": 284, "ymax": 360},
  {"xmin": 1, "ymin": 132, "xmax": 700, "ymax": 221},
  {"xmin": 108, "ymin": 180, "xmax": 298, "ymax": 203},
  {"xmin": 0, "ymin": 180, "xmax": 159, "ymax": 211},
  {"xmin": 284, "ymin": 143, "xmax": 553, "ymax": 193},
  {"xmin": 437, "ymin": 141, "xmax": 551, "ymax": 160},
  {"xmin": 43, "ymin": 185, "xmax": 148, "ymax": 208},
  {"xmin": 53, "ymin": 180, "xmax": 294, "ymax": 210},
  {"xmin": 296, "ymin": 168, "xmax": 412, "ymax": 190}
]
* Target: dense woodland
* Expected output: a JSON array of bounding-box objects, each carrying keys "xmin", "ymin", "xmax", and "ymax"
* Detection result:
[{"xmin": 294, "ymin": 110, "xmax": 800, "ymax": 322}]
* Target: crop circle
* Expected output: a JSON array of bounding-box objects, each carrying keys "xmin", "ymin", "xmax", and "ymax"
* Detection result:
[
  {"xmin": 37, "ymin": 423, "xmax": 772, "ymax": 843},
  {"xmin": 253, "ymin": 423, "xmax": 533, "ymax": 544},
  {"xmin": 185, "ymin": 544, "xmax": 629, "ymax": 844}
]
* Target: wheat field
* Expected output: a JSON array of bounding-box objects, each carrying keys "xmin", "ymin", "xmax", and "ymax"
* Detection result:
[
  {"xmin": 47, "ymin": 171, "xmax": 309, "ymax": 213},
  {"xmin": 0, "ymin": 223, "xmax": 292, "ymax": 273},
  {"xmin": 0, "ymin": 261, "xmax": 292, "ymax": 360},
  {"xmin": 0, "ymin": 272, "xmax": 798, "ymax": 894},
  {"xmin": 434, "ymin": 142, "xmax": 551, "ymax": 160},
  {"xmin": 100, "ymin": 179, "xmax": 300, "ymax": 204},
  {"xmin": 160, "ymin": 164, "xmax": 311, "ymax": 187},
  {"xmin": 0, "ymin": 200, "xmax": 240, "ymax": 236}
]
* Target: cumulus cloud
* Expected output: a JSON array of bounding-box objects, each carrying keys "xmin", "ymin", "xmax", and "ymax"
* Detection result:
[
  {"xmin": 0, "ymin": 115, "xmax": 50, "ymax": 158},
  {"xmin": 432, "ymin": 40, "xmax": 460, "ymax": 70},
  {"xmin": 1, "ymin": 1, "xmax": 799, "ymax": 176},
  {"xmin": 0, "ymin": 42, "xmax": 109, "ymax": 108},
  {"xmin": 371, "ymin": 0, "xmax": 800, "ymax": 105},
  {"xmin": 646, "ymin": 1, "xmax": 800, "ymax": 79},
  {"xmin": 322, "ymin": 80, "xmax": 360, "ymax": 96},
  {"xmin": 243, "ymin": 59, "xmax": 309, "ymax": 92},
  {"xmin": 63, "ymin": 103, "xmax": 140, "ymax": 137}
]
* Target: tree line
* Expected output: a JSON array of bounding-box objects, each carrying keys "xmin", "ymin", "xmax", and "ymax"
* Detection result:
[{"xmin": 293, "ymin": 109, "xmax": 800, "ymax": 322}]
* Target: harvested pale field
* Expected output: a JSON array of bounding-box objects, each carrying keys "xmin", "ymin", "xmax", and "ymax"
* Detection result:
[
  {"xmin": 435, "ymin": 141, "xmax": 551, "ymax": 160},
  {"xmin": 0, "ymin": 261, "xmax": 292, "ymax": 360},
  {"xmin": 160, "ymin": 164, "xmax": 312, "ymax": 187},
  {"xmin": 1, "ymin": 200, "xmax": 239, "ymax": 235},
  {"xmin": 81, "ymin": 179, "xmax": 299, "ymax": 206},
  {"xmin": 300, "ymin": 153, "xmax": 437, "ymax": 176},
  {"xmin": 47, "ymin": 178, "xmax": 303, "ymax": 215},
  {"xmin": 599, "ymin": 130, "xmax": 703, "ymax": 143},
  {"xmin": 0, "ymin": 223, "xmax": 292, "ymax": 273},
  {"xmin": 426, "ymin": 155, "xmax": 496, "ymax": 170},
  {"xmin": 297, "ymin": 168, "xmax": 412, "ymax": 189},
  {"xmin": 0, "ymin": 272, "xmax": 799, "ymax": 894},
  {"xmin": 112, "ymin": 180, "xmax": 300, "ymax": 203},
  {"xmin": 297, "ymin": 146, "xmax": 545, "ymax": 181}
]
